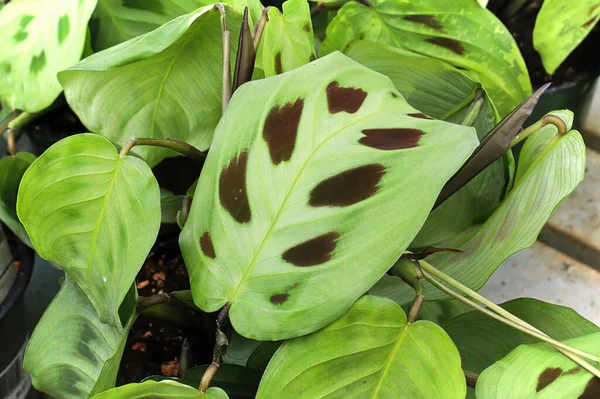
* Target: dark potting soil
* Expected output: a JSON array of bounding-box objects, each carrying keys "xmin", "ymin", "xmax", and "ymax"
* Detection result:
[
  {"xmin": 117, "ymin": 234, "xmax": 215, "ymax": 386},
  {"xmin": 500, "ymin": 1, "xmax": 600, "ymax": 89}
]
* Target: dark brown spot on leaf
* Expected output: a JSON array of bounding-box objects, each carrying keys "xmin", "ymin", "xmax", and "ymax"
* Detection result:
[
  {"xmin": 537, "ymin": 367, "xmax": 562, "ymax": 392},
  {"xmin": 563, "ymin": 367, "xmax": 582, "ymax": 376},
  {"xmin": 219, "ymin": 151, "xmax": 251, "ymax": 223},
  {"xmin": 360, "ymin": 128, "xmax": 424, "ymax": 150},
  {"xmin": 391, "ymin": 92, "xmax": 398, "ymax": 98},
  {"xmin": 326, "ymin": 81, "xmax": 367, "ymax": 114},
  {"xmin": 282, "ymin": 232, "xmax": 340, "ymax": 266},
  {"xmin": 583, "ymin": 17, "xmax": 598, "ymax": 28},
  {"xmin": 263, "ymin": 98, "xmax": 304, "ymax": 165},
  {"xmin": 404, "ymin": 15, "xmax": 443, "ymax": 31},
  {"xmin": 270, "ymin": 293, "xmax": 289, "ymax": 304},
  {"xmin": 408, "ymin": 112, "xmax": 433, "ymax": 120},
  {"xmin": 303, "ymin": 23, "xmax": 310, "ymax": 32},
  {"xmin": 426, "ymin": 37, "xmax": 465, "ymax": 55},
  {"xmin": 309, "ymin": 164, "xmax": 385, "ymax": 207},
  {"xmin": 200, "ymin": 232, "xmax": 216, "ymax": 259},
  {"xmin": 275, "ymin": 52, "xmax": 283, "ymax": 75},
  {"xmin": 579, "ymin": 377, "xmax": 600, "ymax": 399}
]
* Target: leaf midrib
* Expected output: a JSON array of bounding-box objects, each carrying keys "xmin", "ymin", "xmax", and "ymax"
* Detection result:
[{"xmin": 370, "ymin": 325, "xmax": 409, "ymax": 398}]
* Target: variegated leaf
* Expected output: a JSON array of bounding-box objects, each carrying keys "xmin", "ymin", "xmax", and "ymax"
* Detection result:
[
  {"xmin": 321, "ymin": 0, "xmax": 531, "ymax": 117},
  {"xmin": 0, "ymin": 0, "xmax": 97, "ymax": 112},
  {"xmin": 179, "ymin": 52, "xmax": 478, "ymax": 340}
]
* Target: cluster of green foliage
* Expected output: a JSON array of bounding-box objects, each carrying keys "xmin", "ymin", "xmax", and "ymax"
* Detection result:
[{"xmin": 1, "ymin": 0, "xmax": 600, "ymax": 398}]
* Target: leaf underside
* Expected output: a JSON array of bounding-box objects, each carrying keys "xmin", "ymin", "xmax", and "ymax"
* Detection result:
[
  {"xmin": 90, "ymin": 380, "xmax": 230, "ymax": 398},
  {"xmin": 59, "ymin": 5, "xmax": 242, "ymax": 167},
  {"xmin": 179, "ymin": 51, "xmax": 478, "ymax": 340}
]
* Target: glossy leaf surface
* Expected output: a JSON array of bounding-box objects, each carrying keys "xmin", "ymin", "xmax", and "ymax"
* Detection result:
[
  {"xmin": 257, "ymin": 295, "xmax": 465, "ymax": 398},
  {"xmin": 17, "ymin": 134, "xmax": 161, "ymax": 325},
  {"xmin": 24, "ymin": 276, "xmax": 137, "ymax": 399},
  {"xmin": 321, "ymin": 0, "xmax": 531, "ymax": 116},
  {"xmin": 534, "ymin": 0, "xmax": 600, "ymax": 74},
  {"xmin": 91, "ymin": 0, "xmax": 203, "ymax": 51},
  {"xmin": 0, "ymin": 0, "xmax": 97, "ymax": 112},
  {"xmin": 0, "ymin": 152, "xmax": 35, "ymax": 246},
  {"xmin": 477, "ymin": 332, "xmax": 600, "ymax": 399},
  {"xmin": 59, "ymin": 5, "xmax": 242, "ymax": 167},
  {"xmin": 91, "ymin": 380, "xmax": 229, "ymax": 398},
  {"xmin": 372, "ymin": 111, "xmax": 585, "ymax": 303},
  {"xmin": 343, "ymin": 40, "xmax": 510, "ymax": 249},
  {"xmin": 179, "ymin": 52, "xmax": 478, "ymax": 340},
  {"xmin": 444, "ymin": 298, "xmax": 599, "ymax": 373},
  {"xmin": 261, "ymin": 0, "xmax": 316, "ymax": 77}
]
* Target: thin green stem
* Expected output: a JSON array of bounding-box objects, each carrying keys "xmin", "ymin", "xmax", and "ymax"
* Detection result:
[
  {"xmin": 119, "ymin": 137, "xmax": 205, "ymax": 160},
  {"xmin": 216, "ymin": 3, "xmax": 231, "ymax": 112},
  {"xmin": 3, "ymin": 111, "xmax": 41, "ymax": 155},
  {"xmin": 421, "ymin": 270, "xmax": 600, "ymax": 378}
]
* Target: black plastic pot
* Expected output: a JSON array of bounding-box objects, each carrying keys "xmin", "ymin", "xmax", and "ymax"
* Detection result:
[{"xmin": 0, "ymin": 225, "xmax": 35, "ymax": 399}]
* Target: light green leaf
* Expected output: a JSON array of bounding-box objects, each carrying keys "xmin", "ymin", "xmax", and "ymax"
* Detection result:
[
  {"xmin": 256, "ymin": 295, "xmax": 465, "ymax": 398},
  {"xmin": 372, "ymin": 111, "xmax": 585, "ymax": 303},
  {"xmin": 91, "ymin": 380, "xmax": 229, "ymax": 398},
  {"xmin": 148, "ymin": 364, "xmax": 261, "ymax": 398},
  {"xmin": 261, "ymin": 0, "xmax": 316, "ymax": 77},
  {"xmin": 161, "ymin": 188, "xmax": 184, "ymax": 224},
  {"xmin": 0, "ymin": 152, "xmax": 35, "ymax": 246},
  {"xmin": 534, "ymin": 0, "xmax": 600, "ymax": 74},
  {"xmin": 321, "ymin": 0, "xmax": 531, "ymax": 116},
  {"xmin": 179, "ymin": 51, "xmax": 478, "ymax": 340},
  {"xmin": 91, "ymin": 0, "xmax": 204, "ymax": 51},
  {"xmin": 0, "ymin": 0, "xmax": 97, "ymax": 112},
  {"xmin": 222, "ymin": 332, "xmax": 262, "ymax": 366},
  {"xmin": 344, "ymin": 40, "xmax": 511, "ymax": 249},
  {"xmin": 59, "ymin": 5, "xmax": 242, "ymax": 167},
  {"xmin": 444, "ymin": 298, "xmax": 599, "ymax": 374},
  {"xmin": 477, "ymin": 332, "xmax": 600, "ymax": 399},
  {"xmin": 417, "ymin": 298, "xmax": 471, "ymax": 326},
  {"xmin": 24, "ymin": 276, "xmax": 137, "ymax": 399},
  {"xmin": 246, "ymin": 341, "xmax": 282, "ymax": 371},
  {"xmin": 17, "ymin": 134, "xmax": 161, "ymax": 325}
]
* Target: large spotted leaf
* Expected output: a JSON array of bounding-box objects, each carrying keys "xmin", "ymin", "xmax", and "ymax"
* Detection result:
[
  {"xmin": 372, "ymin": 110, "xmax": 586, "ymax": 304},
  {"xmin": 534, "ymin": 1, "xmax": 600, "ymax": 74},
  {"xmin": 0, "ymin": 152, "xmax": 35, "ymax": 246},
  {"xmin": 0, "ymin": 0, "xmax": 97, "ymax": 112},
  {"xmin": 256, "ymin": 296, "xmax": 466, "ymax": 398},
  {"xmin": 179, "ymin": 52, "xmax": 478, "ymax": 340},
  {"xmin": 260, "ymin": 0, "xmax": 316, "ymax": 77},
  {"xmin": 91, "ymin": 0, "xmax": 204, "ymax": 51},
  {"xmin": 59, "ymin": 5, "xmax": 242, "ymax": 167},
  {"xmin": 17, "ymin": 134, "xmax": 161, "ymax": 325},
  {"xmin": 476, "ymin": 332, "xmax": 600, "ymax": 399},
  {"xmin": 321, "ymin": 0, "xmax": 531, "ymax": 117},
  {"xmin": 25, "ymin": 276, "xmax": 137, "ymax": 399},
  {"xmin": 344, "ymin": 40, "xmax": 512, "ymax": 249}
]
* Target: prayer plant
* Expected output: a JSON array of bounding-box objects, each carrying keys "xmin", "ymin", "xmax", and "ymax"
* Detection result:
[{"xmin": 1, "ymin": 0, "xmax": 599, "ymax": 398}]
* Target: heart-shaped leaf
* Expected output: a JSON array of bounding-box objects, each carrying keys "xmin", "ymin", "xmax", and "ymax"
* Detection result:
[
  {"xmin": 343, "ymin": 40, "xmax": 512, "ymax": 249},
  {"xmin": 256, "ymin": 295, "xmax": 465, "ymax": 398},
  {"xmin": 17, "ymin": 134, "xmax": 161, "ymax": 325},
  {"xmin": 372, "ymin": 111, "xmax": 585, "ymax": 304},
  {"xmin": 91, "ymin": 380, "xmax": 229, "ymax": 398},
  {"xmin": 321, "ymin": 0, "xmax": 531, "ymax": 116},
  {"xmin": 91, "ymin": 0, "xmax": 204, "ymax": 51},
  {"xmin": 260, "ymin": 0, "xmax": 316, "ymax": 77},
  {"xmin": 59, "ymin": 5, "xmax": 242, "ymax": 167},
  {"xmin": 179, "ymin": 52, "xmax": 478, "ymax": 340},
  {"xmin": 534, "ymin": 0, "xmax": 600, "ymax": 74},
  {"xmin": 476, "ymin": 332, "xmax": 600, "ymax": 399},
  {"xmin": 25, "ymin": 276, "xmax": 137, "ymax": 399},
  {"xmin": 0, "ymin": 152, "xmax": 35, "ymax": 246},
  {"xmin": 444, "ymin": 298, "xmax": 599, "ymax": 374},
  {"xmin": 0, "ymin": 0, "xmax": 97, "ymax": 112}
]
